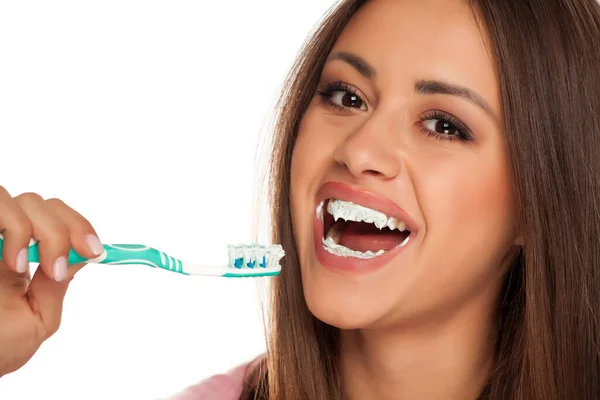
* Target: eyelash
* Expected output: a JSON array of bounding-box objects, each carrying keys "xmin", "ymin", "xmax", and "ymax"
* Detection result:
[
  {"xmin": 418, "ymin": 110, "xmax": 474, "ymax": 143},
  {"xmin": 315, "ymin": 81, "xmax": 474, "ymax": 143},
  {"xmin": 315, "ymin": 81, "xmax": 364, "ymax": 113}
]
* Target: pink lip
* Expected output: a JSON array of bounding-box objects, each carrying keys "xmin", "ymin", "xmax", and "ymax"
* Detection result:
[{"xmin": 312, "ymin": 181, "xmax": 418, "ymax": 274}]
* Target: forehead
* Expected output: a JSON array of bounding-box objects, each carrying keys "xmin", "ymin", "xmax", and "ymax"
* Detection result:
[{"xmin": 330, "ymin": 0, "xmax": 500, "ymax": 110}]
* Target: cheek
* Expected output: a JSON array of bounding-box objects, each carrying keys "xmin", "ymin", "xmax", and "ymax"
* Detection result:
[
  {"xmin": 290, "ymin": 108, "xmax": 328, "ymax": 242},
  {"xmin": 414, "ymin": 145, "xmax": 516, "ymax": 285},
  {"xmin": 290, "ymin": 105, "xmax": 340, "ymax": 201},
  {"xmin": 290, "ymin": 111, "xmax": 318, "ymax": 204},
  {"xmin": 442, "ymin": 160, "xmax": 513, "ymax": 231}
]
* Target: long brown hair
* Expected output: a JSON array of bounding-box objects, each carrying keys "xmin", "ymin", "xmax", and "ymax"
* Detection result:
[{"xmin": 243, "ymin": 1, "xmax": 600, "ymax": 399}]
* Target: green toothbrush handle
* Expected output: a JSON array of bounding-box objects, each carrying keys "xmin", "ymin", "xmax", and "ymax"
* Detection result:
[
  {"xmin": 96, "ymin": 244, "xmax": 185, "ymax": 273},
  {"xmin": 0, "ymin": 236, "xmax": 86, "ymax": 264},
  {"xmin": 0, "ymin": 238, "xmax": 185, "ymax": 274}
]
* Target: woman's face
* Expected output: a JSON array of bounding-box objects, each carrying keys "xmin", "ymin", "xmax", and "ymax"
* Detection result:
[{"xmin": 290, "ymin": 0, "xmax": 518, "ymax": 330}]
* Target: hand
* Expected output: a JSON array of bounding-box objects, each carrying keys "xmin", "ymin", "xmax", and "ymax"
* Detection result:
[{"xmin": 0, "ymin": 186, "xmax": 103, "ymax": 376}]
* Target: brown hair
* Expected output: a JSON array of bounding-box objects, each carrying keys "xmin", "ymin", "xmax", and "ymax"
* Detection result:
[{"xmin": 243, "ymin": 1, "xmax": 600, "ymax": 399}]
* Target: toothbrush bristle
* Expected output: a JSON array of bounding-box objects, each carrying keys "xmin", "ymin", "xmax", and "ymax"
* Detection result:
[{"xmin": 227, "ymin": 244, "xmax": 285, "ymax": 270}]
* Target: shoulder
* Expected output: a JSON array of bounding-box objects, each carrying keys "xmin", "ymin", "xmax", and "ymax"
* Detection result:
[{"xmin": 167, "ymin": 358, "xmax": 262, "ymax": 400}]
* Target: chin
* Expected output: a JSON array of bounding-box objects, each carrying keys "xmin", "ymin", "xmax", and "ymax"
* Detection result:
[{"xmin": 301, "ymin": 261, "xmax": 396, "ymax": 330}]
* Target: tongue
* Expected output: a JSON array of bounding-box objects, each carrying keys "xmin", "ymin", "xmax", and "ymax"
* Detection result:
[{"xmin": 339, "ymin": 221, "xmax": 407, "ymax": 253}]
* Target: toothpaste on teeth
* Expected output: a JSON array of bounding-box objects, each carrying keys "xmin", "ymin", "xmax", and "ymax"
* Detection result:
[
  {"xmin": 320, "ymin": 199, "xmax": 410, "ymax": 259},
  {"xmin": 326, "ymin": 199, "xmax": 408, "ymax": 232},
  {"xmin": 322, "ymin": 236, "xmax": 386, "ymax": 259}
]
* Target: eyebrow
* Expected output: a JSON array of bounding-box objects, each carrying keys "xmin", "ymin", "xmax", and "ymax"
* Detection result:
[
  {"xmin": 414, "ymin": 80, "xmax": 496, "ymax": 119},
  {"xmin": 328, "ymin": 51, "xmax": 376, "ymax": 79},
  {"xmin": 327, "ymin": 51, "xmax": 496, "ymax": 119}
]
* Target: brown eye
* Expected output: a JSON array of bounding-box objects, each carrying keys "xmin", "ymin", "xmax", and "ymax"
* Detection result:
[
  {"xmin": 422, "ymin": 118, "xmax": 461, "ymax": 137},
  {"xmin": 330, "ymin": 90, "xmax": 367, "ymax": 111},
  {"xmin": 418, "ymin": 110, "xmax": 474, "ymax": 142},
  {"xmin": 431, "ymin": 120, "xmax": 459, "ymax": 136}
]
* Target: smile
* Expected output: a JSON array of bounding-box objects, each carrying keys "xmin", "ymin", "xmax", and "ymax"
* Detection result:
[
  {"xmin": 312, "ymin": 182, "xmax": 417, "ymax": 273},
  {"xmin": 317, "ymin": 199, "xmax": 412, "ymax": 259}
]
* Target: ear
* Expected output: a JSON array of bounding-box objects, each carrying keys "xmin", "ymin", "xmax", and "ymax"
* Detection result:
[
  {"xmin": 513, "ymin": 233, "xmax": 524, "ymax": 247},
  {"xmin": 499, "ymin": 243, "xmax": 523, "ymax": 277},
  {"xmin": 512, "ymin": 219, "xmax": 524, "ymax": 247}
]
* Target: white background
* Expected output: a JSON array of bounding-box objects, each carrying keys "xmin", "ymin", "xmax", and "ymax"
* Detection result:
[{"xmin": 0, "ymin": 1, "xmax": 335, "ymax": 398}]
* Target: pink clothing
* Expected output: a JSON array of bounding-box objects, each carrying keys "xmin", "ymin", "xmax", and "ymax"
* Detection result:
[{"xmin": 168, "ymin": 361, "xmax": 255, "ymax": 400}]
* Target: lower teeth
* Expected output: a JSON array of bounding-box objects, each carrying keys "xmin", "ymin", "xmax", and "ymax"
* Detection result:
[{"xmin": 321, "ymin": 237, "xmax": 386, "ymax": 259}]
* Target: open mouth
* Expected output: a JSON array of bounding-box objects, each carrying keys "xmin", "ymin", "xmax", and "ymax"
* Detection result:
[{"xmin": 317, "ymin": 198, "xmax": 412, "ymax": 259}]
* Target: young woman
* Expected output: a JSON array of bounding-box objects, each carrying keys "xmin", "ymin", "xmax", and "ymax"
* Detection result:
[{"xmin": 1, "ymin": 0, "xmax": 599, "ymax": 399}]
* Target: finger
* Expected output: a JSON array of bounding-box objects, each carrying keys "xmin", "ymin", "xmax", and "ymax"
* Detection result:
[
  {"xmin": 15, "ymin": 193, "xmax": 70, "ymax": 282},
  {"xmin": 45, "ymin": 198, "xmax": 104, "ymax": 260},
  {"xmin": 27, "ymin": 262, "xmax": 86, "ymax": 338},
  {"xmin": 0, "ymin": 261, "xmax": 31, "ymax": 301},
  {"xmin": 0, "ymin": 186, "xmax": 32, "ymax": 274}
]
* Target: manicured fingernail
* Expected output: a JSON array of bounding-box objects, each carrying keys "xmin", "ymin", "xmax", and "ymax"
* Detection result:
[
  {"xmin": 16, "ymin": 248, "xmax": 28, "ymax": 274},
  {"xmin": 53, "ymin": 256, "xmax": 67, "ymax": 282},
  {"xmin": 85, "ymin": 234, "xmax": 104, "ymax": 256}
]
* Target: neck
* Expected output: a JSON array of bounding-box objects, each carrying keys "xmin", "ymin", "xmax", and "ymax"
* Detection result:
[{"xmin": 340, "ymin": 299, "xmax": 498, "ymax": 400}]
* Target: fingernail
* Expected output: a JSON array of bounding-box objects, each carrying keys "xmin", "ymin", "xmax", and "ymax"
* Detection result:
[
  {"xmin": 53, "ymin": 256, "xmax": 67, "ymax": 282},
  {"xmin": 85, "ymin": 234, "xmax": 104, "ymax": 256},
  {"xmin": 16, "ymin": 248, "xmax": 28, "ymax": 274}
]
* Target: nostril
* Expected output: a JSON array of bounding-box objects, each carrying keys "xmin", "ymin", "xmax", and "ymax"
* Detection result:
[{"xmin": 363, "ymin": 169, "xmax": 383, "ymax": 177}]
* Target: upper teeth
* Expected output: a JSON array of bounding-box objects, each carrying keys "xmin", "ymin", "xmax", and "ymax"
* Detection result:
[{"xmin": 324, "ymin": 199, "xmax": 408, "ymax": 231}]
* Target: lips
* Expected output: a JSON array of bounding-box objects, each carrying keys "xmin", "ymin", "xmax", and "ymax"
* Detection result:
[
  {"xmin": 316, "ymin": 182, "xmax": 418, "ymax": 231},
  {"xmin": 312, "ymin": 181, "xmax": 418, "ymax": 274}
]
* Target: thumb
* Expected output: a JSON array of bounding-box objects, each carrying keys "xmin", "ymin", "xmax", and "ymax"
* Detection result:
[{"xmin": 26, "ymin": 263, "xmax": 87, "ymax": 338}]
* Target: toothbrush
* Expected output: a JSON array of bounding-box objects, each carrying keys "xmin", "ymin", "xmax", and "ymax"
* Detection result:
[{"xmin": 0, "ymin": 234, "xmax": 284, "ymax": 278}]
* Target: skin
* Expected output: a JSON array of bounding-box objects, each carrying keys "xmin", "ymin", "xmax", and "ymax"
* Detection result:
[
  {"xmin": 290, "ymin": 0, "xmax": 519, "ymax": 399},
  {"xmin": 0, "ymin": 186, "xmax": 101, "ymax": 376},
  {"xmin": 0, "ymin": 1, "xmax": 518, "ymax": 398}
]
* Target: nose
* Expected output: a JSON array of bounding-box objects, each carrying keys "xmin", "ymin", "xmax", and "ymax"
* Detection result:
[{"xmin": 333, "ymin": 115, "xmax": 402, "ymax": 181}]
